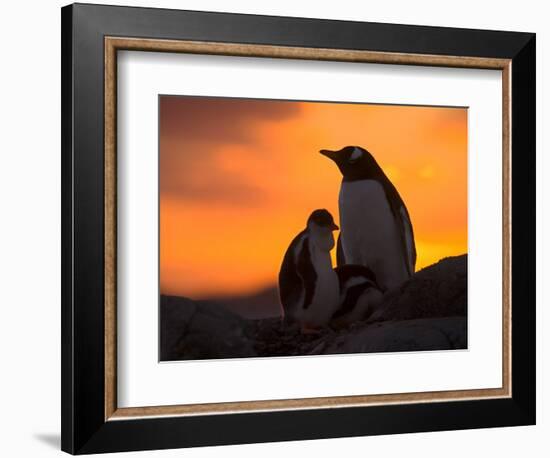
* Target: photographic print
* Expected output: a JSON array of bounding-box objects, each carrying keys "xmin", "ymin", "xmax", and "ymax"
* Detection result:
[{"xmin": 159, "ymin": 95, "xmax": 467, "ymax": 361}]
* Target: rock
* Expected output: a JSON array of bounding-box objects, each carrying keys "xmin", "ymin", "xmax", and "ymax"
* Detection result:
[
  {"xmin": 322, "ymin": 317, "xmax": 467, "ymax": 354},
  {"xmin": 370, "ymin": 254, "xmax": 467, "ymax": 322},
  {"xmin": 160, "ymin": 295, "xmax": 257, "ymax": 361},
  {"xmin": 161, "ymin": 255, "xmax": 468, "ymax": 360},
  {"xmin": 309, "ymin": 341, "xmax": 326, "ymax": 355},
  {"xmin": 203, "ymin": 287, "xmax": 281, "ymax": 319},
  {"xmin": 160, "ymin": 295, "xmax": 197, "ymax": 361},
  {"xmin": 251, "ymin": 316, "xmax": 466, "ymax": 356}
]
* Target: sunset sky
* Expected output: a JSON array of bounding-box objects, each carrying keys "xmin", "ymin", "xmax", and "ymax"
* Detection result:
[{"xmin": 160, "ymin": 96, "xmax": 467, "ymax": 299}]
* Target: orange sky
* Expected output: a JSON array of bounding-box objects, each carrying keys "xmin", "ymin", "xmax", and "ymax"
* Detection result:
[{"xmin": 160, "ymin": 96, "xmax": 467, "ymax": 299}]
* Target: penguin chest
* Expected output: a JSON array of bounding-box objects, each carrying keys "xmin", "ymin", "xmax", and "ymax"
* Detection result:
[
  {"xmin": 305, "ymin": 251, "xmax": 340, "ymax": 325},
  {"xmin": 339, "ymin": 180, "xmax": 400, "ymax": 264}
]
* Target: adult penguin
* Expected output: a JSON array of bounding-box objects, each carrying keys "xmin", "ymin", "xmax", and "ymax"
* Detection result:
[
  {"xmin": 320, "ymin": 146, "xmax": 416, "ymax": 291},
  {"xmin": 278, "ymin": 209, "xmax": 340, "ymax": 332}
]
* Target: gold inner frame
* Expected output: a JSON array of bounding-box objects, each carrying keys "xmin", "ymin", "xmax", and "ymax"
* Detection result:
[{"xmin": 104, "ymin": 37, "xmax": 512, "ymax": 421}]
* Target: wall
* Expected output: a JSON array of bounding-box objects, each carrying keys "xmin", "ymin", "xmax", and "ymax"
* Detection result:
[{"xmin": 0, "ymin": 0, "xmax": 545, "ymax": 456}]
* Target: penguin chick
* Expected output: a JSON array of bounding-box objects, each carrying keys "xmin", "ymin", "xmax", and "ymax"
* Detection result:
[
  {"xmin": 320, "ymin": 145, "xmax": 416, "ymax": 291},
  {"xmin": 278, "ymin": 209, "xmax": 341, "ymax": 332},
  {"xmin": 331, "ymin": 264, "xmax": 384, "ymax": 329}
]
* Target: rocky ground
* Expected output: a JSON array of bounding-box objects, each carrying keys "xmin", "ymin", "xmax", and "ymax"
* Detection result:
[{"xmin": 160, "ymin": 254, "xmax": 467, "ymax": 361}]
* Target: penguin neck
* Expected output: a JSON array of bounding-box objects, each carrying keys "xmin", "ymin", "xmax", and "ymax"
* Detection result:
[
  {"xmin": 307, "ymin": 234, "xmax": 334, "ymax": 268},
  {"xmin": 342, "ymin": 172, "xmax": 381, "ymax": 183},
  {"xmin": 341, "ymin": 161, "xmax": 387, "ymax": 183}
]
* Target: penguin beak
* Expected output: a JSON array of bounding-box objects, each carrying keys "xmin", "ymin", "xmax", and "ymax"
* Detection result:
[
  {"xmin": 319, "ymin": 149, "xmax": 337, "ymax": 160},
  {"xmin": 331, "ymin": 223, "xmax": 339, "ymax": 231}
]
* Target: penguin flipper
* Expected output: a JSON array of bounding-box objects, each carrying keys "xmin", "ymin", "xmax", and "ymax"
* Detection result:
[
  {"xmin": 332, "ymin": 282, "xmax": 369, "ymax": 320},
  {"xmin": 278, "ymin": 231, "xmax": 307, "ymax": 322},
  {"xmin": 398, "ymin": 205, "xmax": 417, "ymax": 276},
  {"xmin": 380, "ymin": 178, "xmax": 417, "ymax": 278},
  {"xmin": 336, "ymin": 233, "xmax": 346, "ymax": 267},
  {"xmin": 296, "ymin": 238, "xmax": 317, "ymax": 310}
]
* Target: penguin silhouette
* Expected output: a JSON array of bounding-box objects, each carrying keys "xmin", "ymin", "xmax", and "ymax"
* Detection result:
[
  {"xmin": 320, "ymin": 146, "xmax": 416, "ymax": 291},
  {"xmin": 278, "ymin": 209, "xmax": 340, "ymax": 332}
]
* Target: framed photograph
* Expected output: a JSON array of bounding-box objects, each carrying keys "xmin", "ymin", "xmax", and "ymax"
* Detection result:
[{"xmin": 61, "ymin": 3, "xmax": 536, "ymax": 454}]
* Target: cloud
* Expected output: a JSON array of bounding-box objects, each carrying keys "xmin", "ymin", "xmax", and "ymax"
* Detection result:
[
  {"xmin": 160, "ymin": 96, "xmax": 301, "ymax": 205},
  {"xmin": 161, "ymin": 95, "xmax": 300, "ymax": 145},
  {"xmin": 164, "ymin": 171, "xmax": 266, "ymax": 207}
]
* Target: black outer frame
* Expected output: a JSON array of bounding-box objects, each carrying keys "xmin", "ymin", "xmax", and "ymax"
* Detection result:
[{"xmin": 61, "ymin": 3, "xmax": 535, "ymax": 454}]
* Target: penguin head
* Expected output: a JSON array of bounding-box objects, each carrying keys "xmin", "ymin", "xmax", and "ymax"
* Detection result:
[
  {"xmin": 307, "ymin": 209, "xmax": 339, "ymax": 252},
  {"xmin": 319, "ymin": 146, "xmax": 379, "ymax": 180}
]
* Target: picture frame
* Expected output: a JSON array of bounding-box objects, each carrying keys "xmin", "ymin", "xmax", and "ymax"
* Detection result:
[{"xmin": 61, "ymin": 3, "xmax": 535, "ymax": 454}]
